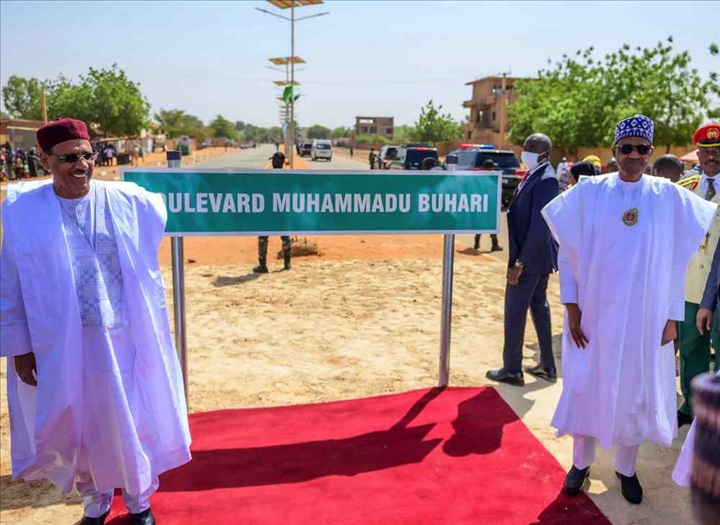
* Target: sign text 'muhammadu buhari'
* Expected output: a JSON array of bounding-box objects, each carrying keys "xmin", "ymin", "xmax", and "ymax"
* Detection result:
[{"xmin": 121, "ymin": 169, "xmax": 501, "ymax": 236}]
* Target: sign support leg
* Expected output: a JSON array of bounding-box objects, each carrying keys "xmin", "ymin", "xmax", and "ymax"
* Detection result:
[
  {"xmin": 167, "ymin": 151, "xmax": 189, "ymax": 406},
  {"xmin": 439, "ymin": 234, "xmax": 455, "ymax": 387}
]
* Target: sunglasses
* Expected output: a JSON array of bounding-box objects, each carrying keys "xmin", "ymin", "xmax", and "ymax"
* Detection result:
[
  {"xmin": 617, "ymin": 144, "xmax": 652, "ymax": 155},
  {"xmin": 47, "ymin": 151, "xmax": 98, "ymax": 164}
]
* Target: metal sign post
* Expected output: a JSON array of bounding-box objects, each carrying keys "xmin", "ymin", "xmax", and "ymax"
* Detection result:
[
  {"xmin": 167, "ymin": 150, "xmax": 188, "ymax": 405},
  {"xmin": 439, "ymin": 234, "xmax": 455, "ymax": 387}
]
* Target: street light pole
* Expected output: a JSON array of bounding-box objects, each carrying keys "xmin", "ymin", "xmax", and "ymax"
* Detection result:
[
  {"xmin": 257, "ymin": 1, "xmax": 329, "ymax": 168},
  {"xmin": 290, "ymin": 2, "xmax": 295, "ymax": 168}
]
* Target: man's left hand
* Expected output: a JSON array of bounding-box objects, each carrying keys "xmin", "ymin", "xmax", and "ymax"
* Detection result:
[
  {"xmin": 661, "ymin": 320, "xmax": 677, "ymax": 346},
  {"xmin": 507, "ymin": 265, "xmax": 523, "ymax": 286}
]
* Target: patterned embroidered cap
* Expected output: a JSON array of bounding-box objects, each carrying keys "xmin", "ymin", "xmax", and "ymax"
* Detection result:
[{"xmin": 614, "ymin": 114, "xmax": 654, "ymax": 144}]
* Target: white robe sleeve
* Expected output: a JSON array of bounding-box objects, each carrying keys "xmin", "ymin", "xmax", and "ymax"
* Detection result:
[
  {"xmin": 542, "ymin": 183, "xmax": 585, "ymax": 305},
  {"xmin": 557, "ymin": 247, "xmax": 578, "ymax": 304},
  {"xmin": 669, "ymin": 186, "xmax": 718, "ymax": 320},
  {"xmin": 1, "ymin": 207, "xmax": 33, "ymax": 358}
]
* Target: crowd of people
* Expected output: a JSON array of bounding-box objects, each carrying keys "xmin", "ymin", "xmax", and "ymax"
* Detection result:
[
  {"xmin": 0, "ymin": 144, "xmax": 44, "ymax": 181},
  {"xmin": 1, "ymin": 116, "xmax": 719, "ymax": 524}
]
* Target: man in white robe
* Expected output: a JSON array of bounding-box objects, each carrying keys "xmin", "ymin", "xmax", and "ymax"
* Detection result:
[
  {"xmin": 1, "ymin": 118, "xmax": 191, "ymax": 525},
  {"xmin": 541, "ymin": 115, "xmax": 716, "ymax": 505}
]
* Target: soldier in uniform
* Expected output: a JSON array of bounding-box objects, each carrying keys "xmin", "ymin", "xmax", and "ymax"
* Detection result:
[
  {"xmin": 254, "ymin": 152, "xmax": 292, "ymax": 273},
  {"xmin": 368, "ymin": 147, "xmax": 376, "ymax": 170},
  {"xmin": 677, "ymin": 123, "xmax": 720, "ymax": 427}
]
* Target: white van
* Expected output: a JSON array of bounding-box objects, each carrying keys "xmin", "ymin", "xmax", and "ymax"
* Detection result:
[{"xmin": 311, "ymin": 139, "xmax": 332, "ymax": 161}]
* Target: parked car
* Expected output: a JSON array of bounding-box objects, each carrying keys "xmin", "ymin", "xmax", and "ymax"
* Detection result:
[
  {"xmin": 311, "ymin": 139, "xmax": 333, "ymax": 161},
  {"xmin": 448, "ymin": 144, "xmax": 523, "ymax": 208},
  {"xmin": 299, "ymin": 142, "xmax": 313, "ymax": 157},
  {"xmin": 374, "ymin": 145, "xmax": 398, "ymax": 169},
  {"xmin": 388, "ymin": 144, "xmax": 439, "ymax": 170}
]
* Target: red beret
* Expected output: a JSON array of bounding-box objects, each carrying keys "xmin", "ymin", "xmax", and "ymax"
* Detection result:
[
  {"xmin": 693, "ymin": 123, "xmax": 720, "ymax": 148},
  {"xmin": 37, "ymin": 118, "xmax": 90, "ymax": 151}
]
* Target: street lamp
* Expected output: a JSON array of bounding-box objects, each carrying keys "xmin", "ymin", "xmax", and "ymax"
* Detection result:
[
  {"xmin": 269, "ymin": 57, "xmax": 303, "ymax": 156},
  {"xmin": 257, "ymin": 1, "xmax": 329, "ymax": 168}
]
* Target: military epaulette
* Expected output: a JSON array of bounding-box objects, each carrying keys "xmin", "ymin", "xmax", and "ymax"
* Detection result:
[{"xmin": 677, "ymin": 175, "xmax": 700, "ymax": 191}]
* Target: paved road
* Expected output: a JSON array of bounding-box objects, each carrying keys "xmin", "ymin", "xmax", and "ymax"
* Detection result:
[
  {"xmin": 195, "ymin": 145, "xmax": 274, "ymax": 169},
  {"xmin": 297, "ymin": 151, "xmax": 369, "ymax": 171},
  {"xmin": 195, "ymin": 146, "xmax": 370, "ymax": 172}
]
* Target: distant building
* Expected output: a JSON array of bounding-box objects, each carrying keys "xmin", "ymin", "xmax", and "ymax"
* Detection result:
[
  {"xmin": 355, "ymin": 116, "xmax": 394, "ymax": 139},
  {"xmin": 0, "ymin": 119, "xmax": 45, "ymax": 149},
  {"xmin": 462, "ymin": 75, "xmax": 527, "ymax": 148}
]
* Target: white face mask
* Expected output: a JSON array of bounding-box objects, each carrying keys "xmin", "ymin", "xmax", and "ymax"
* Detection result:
[{"xmin": 521, "ymin": 151, "xmax": 542, "ymax": 171}]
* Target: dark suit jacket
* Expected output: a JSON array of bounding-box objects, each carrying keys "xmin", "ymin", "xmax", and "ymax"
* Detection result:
[
  {"xmin": 700, "ymin": 242, "xmax": 720, "ymax": 324},
  {"xmin": 507, "ymin": 163, "xmax": 559, "ymax": 275}
]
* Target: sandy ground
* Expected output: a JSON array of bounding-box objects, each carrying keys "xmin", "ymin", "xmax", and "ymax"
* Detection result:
[{"xmin": 0, "ymin": 170, "xmax": 696, "ymax": 524}]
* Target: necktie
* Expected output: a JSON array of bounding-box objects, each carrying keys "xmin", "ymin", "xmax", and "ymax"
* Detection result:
[
  {"xmin": 518, "ymin": 169, "xmax": 532, "ymax": 193},
  {"xmin": 706, "ymin": 178, "xmax": 716, "ymax": 200}
]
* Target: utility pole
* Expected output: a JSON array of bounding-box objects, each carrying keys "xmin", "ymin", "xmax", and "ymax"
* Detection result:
[{"xmin": 41, "ymin": 88, "xmax": 48, "ymax": 123}]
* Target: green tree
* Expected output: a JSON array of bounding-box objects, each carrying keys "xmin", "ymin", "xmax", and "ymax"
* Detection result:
[
  {"xmin": 330, "ymin": 126, "xmax": 352, "ymax": 139},
  {"xmin": 394, "ymin": 125, "xmax": 416, "ymax": 143},
  {"xmin": 411, "ymin": 100, "xmax": 462, "ymax": 143},
  {"xmin": 508, "ymin": 38, "xmax": 720, "ymax": 152},
  {"xmin": 307, "ymin": 124, "xmax": 331, "ymax": 139},
  {"xmin": 209, "ymin": 115, "xmax": 238, "ymax": 139},
  {"xmin": 47, "ymin": 65, "xmax": 150, "ymax": 138},
  {"xmin": 2, "ymin": 75, "xmax": 45, "ymax": 120}
]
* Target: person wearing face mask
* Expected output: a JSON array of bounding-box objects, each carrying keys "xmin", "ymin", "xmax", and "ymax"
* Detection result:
[
  {"xmin": 0, "ymin": 118, "xmax": 191, "ymax": 525},
  {"xmin": 676, "ymin": 123, "xmax": 720, "ymax": 430},
  {"xmin": 541, "ymin": 115, "xmax": 716, "ymax": 505},
  {"xmin": 486, "ymin": 133, "xmax": 559, "ymax": 387}
]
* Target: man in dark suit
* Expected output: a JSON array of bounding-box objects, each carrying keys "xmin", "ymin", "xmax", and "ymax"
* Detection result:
[
  {"xmin": 486, "ymin": 133, "xmax": 559, "ymax": 386},
  {"xmin": 697, "ymin": 242, "xmax": 720, "ymax": 338}
]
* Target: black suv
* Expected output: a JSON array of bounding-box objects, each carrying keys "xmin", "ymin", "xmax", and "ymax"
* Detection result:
[
  {"xmin": 299, "ymin": 142, "xmax": 313, "ymax": 157},
  {"xmin": 388, "ymin": 144, "xmax": 439, "ymax": 170},
  {"xmin": 449, "ymin": 146, "xmax": 522, "ymax": 208}
]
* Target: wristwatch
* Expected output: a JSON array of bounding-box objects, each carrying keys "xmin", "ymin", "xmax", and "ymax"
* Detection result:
[{"xmin": 514, "ymin": 260, "xmax": 525, "ymax": 269}]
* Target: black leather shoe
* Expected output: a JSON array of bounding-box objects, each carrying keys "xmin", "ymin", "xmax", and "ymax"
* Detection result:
[
  {"xmin": 563, "ymin": 466, "xmax": 590, "ymax": 495},
  {"xmin": 486, "ymin": 368, "xmax": 525, "ymax": 386},
  {"xmin": 130, "ymin": 508, "xmax": 156, "ymax": 525},
  {"xmin": 78, "ymin": 512, "xmax": 109, "ymax": 525},
  {"xmin": 616, "ymin": 472, "xmax": 643, "ymax": 504},
  {"xmin": 677, "ymin": 410, "xmax": 693, "ymax": 428},
  {"xmin": 525, "ymin": 364, "xmax": 557, "ymax": 382}
]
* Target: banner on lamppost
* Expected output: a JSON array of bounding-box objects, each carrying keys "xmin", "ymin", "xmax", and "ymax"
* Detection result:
[{"xmin": 121, "ymin": 169, "xmax": 501, "ymax": 236}]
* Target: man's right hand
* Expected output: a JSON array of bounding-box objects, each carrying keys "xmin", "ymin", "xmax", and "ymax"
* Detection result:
[
  {"xmin": 14, "ymin": 352, "xmax": 37, "ymax": 386},
  {"xmin": 697, "ymin": 307, "xmax": 714, "ymax": 335},
  {"xmin": 566, "ymin": 303, "xmax": 589, "ymax": 348}
]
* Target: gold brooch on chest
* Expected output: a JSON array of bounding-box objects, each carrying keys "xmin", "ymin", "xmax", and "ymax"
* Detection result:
[{"xmin": 623, "ymin": 208, "xmax": 639, "ymax": 226}]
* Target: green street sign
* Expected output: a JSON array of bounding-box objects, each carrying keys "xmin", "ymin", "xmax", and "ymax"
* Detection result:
[{"xmin": 121, "ymin": 169, "xmax": 501, "ymax": 236}]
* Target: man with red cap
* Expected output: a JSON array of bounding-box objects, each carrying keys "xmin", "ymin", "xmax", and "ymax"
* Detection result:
[
  {"xmin": 0, "ymin": 118, "xmax": 191, "ymax": 525},
  {"xmin": 677, "ymin": 123, "xmax": 720, "ymax": 429}
]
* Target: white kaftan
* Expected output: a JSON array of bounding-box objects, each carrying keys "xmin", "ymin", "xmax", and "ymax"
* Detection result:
[
  {"xmin": 541, "ymin": 173, "xmax": 716, "ymax": 449},
  {"xmin": 1, "ymin": 179, "xmax": 191, "ymax": 496}
]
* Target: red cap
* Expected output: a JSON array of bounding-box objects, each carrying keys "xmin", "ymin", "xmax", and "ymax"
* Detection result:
[
  {"xmin": 693, "ymin": 123, "xmax": 720, "ymax": 148},
  {"xmin": 37, "ymin": 118, "xmax": 90, "ymax": 151}
]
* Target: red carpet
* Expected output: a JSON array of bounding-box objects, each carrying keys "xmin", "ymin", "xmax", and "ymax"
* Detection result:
[{"xmin": 107, "ymin": 387, "xmax": 610, "ymax": 524}]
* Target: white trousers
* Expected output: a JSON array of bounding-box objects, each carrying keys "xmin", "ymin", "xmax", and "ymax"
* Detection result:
[
  {"xmin": 75, "ymin": 472, "xmax": 159, "ymax": 518},
  {"xmin": 572, "ymin": 435, "xmax": 639, "ymax": 477}
]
